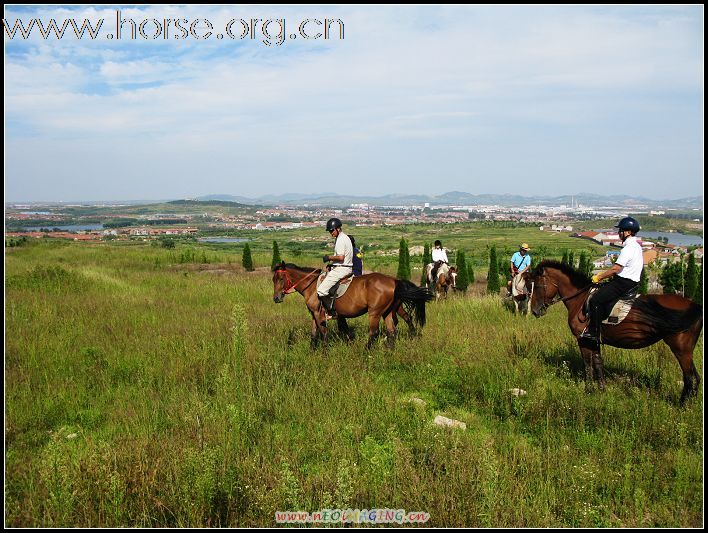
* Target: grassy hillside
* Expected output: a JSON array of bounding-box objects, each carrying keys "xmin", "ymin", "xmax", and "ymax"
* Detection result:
[{"xmin": 5, "ymin": 239, "xmax": 703, "ymax": 527}]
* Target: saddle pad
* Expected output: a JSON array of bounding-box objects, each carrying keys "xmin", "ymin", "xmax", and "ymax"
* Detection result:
[
  {"xmin": 602, "ymin": 297, "xmax": 637, "ymax": 325},
  {"xmin": 586, "ymin": 287, "xmax": 638, "ymax": 326},
  {"xmin": 317, "ymin": 272, "xmax": 353, "ymax": 298}
]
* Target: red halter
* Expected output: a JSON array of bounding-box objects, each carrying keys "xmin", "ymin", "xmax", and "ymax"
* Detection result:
[{"xmin": 275, "ymin": 268, "xmax": 319, "ymax": 295}]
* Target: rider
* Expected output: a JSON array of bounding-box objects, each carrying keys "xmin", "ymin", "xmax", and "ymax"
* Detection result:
[
  {"xmin": 318, "ymin": 218, "xmax": 354, "ymax": 319},
  {"xmin": 580, "ymin": 217, "xmax": 643, "ymax": 344},
  {"xmin": 430, "ymin": 240, "xmax": 449, "ymax": 284},
  {"xmin": 508, "ymin": 243, "xmax": 531, "ymax": 295},
  {"xmin": 350, "ymin": 236, "xmax": 363, "ymax": 277}
]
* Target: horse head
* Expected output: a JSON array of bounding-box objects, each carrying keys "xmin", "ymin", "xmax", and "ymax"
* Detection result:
[
  {"xmin": 272, "ymin": 261, "xmax": 288, "ymax": 303},
  {"xmin": 526, "ymin": 265, "xmax": 560, "ymax": 317},
  {"xmin": 448, "ymin": 266, "xmax": 457, "ymax": 289}
]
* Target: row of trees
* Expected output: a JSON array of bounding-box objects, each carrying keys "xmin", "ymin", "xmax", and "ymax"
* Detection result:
[{"xmin": 659, "ymin": 252, "xmax": 702, "ymax": 303}]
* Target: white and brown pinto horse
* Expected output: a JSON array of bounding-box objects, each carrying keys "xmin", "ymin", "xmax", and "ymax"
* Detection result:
[
  {"xmin": 510, "ymin": 273, "xmax": 531, "ymax": 315},
  {"xmin": 426, "ymin": 262, "xmax": 457, "ymax": 301}
]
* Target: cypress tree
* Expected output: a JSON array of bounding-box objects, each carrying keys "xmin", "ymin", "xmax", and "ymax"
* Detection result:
[
  {"xmin": 639, "ymin": 268, "xmax": 649, "ymax": 295},
  {"xmin": 561, "ymin": 250, "xmax": 569, "ymax": 266},
  {"xmin": 271, "ymin": 241, "xmax": 282, "ymax": 270},
  {"xmin": 467, "ymin": 262, "xmax": 475, "ymax": 284},
  {"xmin": 421, "ymin": 242, "xmax": 431, "ymax": 285},
  {"xmin": 397, "ymin": 238, "xmax": 411, "ymax": 280},
  {"xmin": 487, "ymin": 245, "xmax": 500, "ymax": 294},
  {"xmin": 568, "ymin": 251, "xmax": 575, "ymax": 269},
  {"xmin": 577, "ymin": 251, "xmax": 586, "ymax": 277},
  {"xmin": 693, "ymin": 266, "xmax": 703, "ymax": 304},
  {"xmin": 455, "ymin": 250, "xmax": 469, "ymax": 292},
  {"xmin": 685, "ymin": 253, "xmax": 698, "ymax": 300},
  {"xmin": 242, "ymin": 243, "xmax": 254, "ymax": 272},
  {"xmin": 660, "ymin": 261, "xmax": 681, "ymax": 294}
]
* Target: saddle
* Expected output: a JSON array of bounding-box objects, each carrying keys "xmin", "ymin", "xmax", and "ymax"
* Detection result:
[
  {"xmin": 586, "ymin": 286, "xmax": 639, "ymax": 325},
  {"xmin": 317, "ymin": 270, "xmax": 354, "ymax": 298}
]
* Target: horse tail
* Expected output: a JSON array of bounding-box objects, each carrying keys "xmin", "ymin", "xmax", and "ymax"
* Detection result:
[
  {"xmin": 635, "ymin": 297, "xmax": 703, "ymax": 335},
  {"xmin": 395, "ymin": 280, "xmax": 434, "ymax": 328}
]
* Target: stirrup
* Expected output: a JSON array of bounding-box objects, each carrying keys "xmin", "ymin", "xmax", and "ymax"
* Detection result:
[{"xmin": 578, "ymin": 326, "xmax": 599, "ymax": 343}]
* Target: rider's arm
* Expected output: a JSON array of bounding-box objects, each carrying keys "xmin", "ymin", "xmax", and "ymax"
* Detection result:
[{"xmin": 594, "ymin": 263, "xmax": 622, "ymax": 282}]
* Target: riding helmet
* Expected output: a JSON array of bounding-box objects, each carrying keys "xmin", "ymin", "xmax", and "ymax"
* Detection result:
[
  {"xmin": 325, "ymin": 218, "xmax": 342, "ymax": 232},
  {"xmin": 615, "ymin": 217, "xmax": 640, "ymax": 234}
]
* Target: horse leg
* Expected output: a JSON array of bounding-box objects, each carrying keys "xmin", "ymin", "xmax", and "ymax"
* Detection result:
[
  {"xmin": 578, "ymin": 342, "xmax": 602, "ymax": 392},
  {"xmin": 664, "ymin": 330, "xmax": 702, "ymax": 405},
  {"xmin": 592, "ymin": 349, "xmax": 606, "ymax": 391},
  {"xmin": 313, "ymin": 312, "xmax": 329, "ymax": 352},
  {"xmin": 384, "ymin": 311, "xmax": 396, "ymax": 349},
  {"xmin": 396, "ymin": 306, "xmax": 417, "ymax": 338},
  {"xmin": 366, "ymin": 313, "xmax": 381, "ymax": 350},
  {"xmin": 337, "ymin": 316, "xmax": 354, "ymax": 343},
  {"xmin": 310, "ymin": 317, "xmax": 321, "ymax": 350}
]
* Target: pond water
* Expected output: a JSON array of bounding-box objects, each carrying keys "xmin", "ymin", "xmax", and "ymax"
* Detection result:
[
  {"xmin": 639, "ymin": 231, "xmax": 703, "ymax": 247},
  {"xmin": 198, "ymin": 237, "xmax": 249, "ymax": 243},
  {"xmin": 21, "ymin": 224, "xmax": 104, "ymax": 231}
]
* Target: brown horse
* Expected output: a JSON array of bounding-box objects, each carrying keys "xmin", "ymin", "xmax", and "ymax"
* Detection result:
[
  {"xmin": 526, "ymin": 260, "xmax": 703, "ymax": 404},
  {"xmin": 272, "ymin": 261, "xmax": 433, "ymax": 349}
]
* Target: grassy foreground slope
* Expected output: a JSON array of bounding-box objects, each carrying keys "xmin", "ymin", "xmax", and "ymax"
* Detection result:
[{"xmin": 5, "ymin": 240, "xmax": 703, "ymax": 527}]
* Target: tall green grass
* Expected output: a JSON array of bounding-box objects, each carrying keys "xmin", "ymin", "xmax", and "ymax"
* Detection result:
[{"xmin": 5, "ymin": 240, "xmax": 703, "ymax": 527}]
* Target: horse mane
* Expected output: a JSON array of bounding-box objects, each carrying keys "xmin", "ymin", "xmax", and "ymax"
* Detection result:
[
  {"xmin": 531, "ymin": 259, "xmax": 592, "ymax": 288},
  {"xmin": 275, "ymin": 262, "xmax": 321, "ymax": 274}
]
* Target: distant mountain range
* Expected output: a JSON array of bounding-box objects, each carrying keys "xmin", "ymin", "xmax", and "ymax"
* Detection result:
[{"xmin": 196, "ymin": 192, "xmax": 703, "ymax": 210}]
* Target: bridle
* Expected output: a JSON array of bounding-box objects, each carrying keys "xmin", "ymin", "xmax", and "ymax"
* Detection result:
[
  {"xmin": 275, "ymin": 267, "xmax": 319, "ymax": 295},
  {"xmin": 532, "ymin": 272, "xmax": 592, "ymax": 314}
]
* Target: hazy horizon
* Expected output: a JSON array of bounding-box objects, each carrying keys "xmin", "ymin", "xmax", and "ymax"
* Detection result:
[
  {"xmin": 4, "ymin": 190, "xmax": 704, "ymax": 206},
  {"xmin": 5, "ymin": 5, "xmax": 703, "ymax": 203}
]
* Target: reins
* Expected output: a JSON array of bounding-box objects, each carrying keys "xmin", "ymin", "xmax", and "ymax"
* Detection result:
[{"xmin": 534, "ymin": 273, "xmax": 593, "ymax": 312}]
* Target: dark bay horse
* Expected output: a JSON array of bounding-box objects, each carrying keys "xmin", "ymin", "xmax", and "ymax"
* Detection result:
[
  {"xmin": 272, "ymin": 262, "xmax": 433, "ymax": 349},
  {"xmin": 526, "ymin": 260, "xmax": 703, "ymax": 404}
]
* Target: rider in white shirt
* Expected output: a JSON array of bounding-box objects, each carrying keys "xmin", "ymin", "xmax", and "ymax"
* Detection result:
[
  {"xmin": 580, "ymin": 217, "xmax": 643, "ymax": 345},
  {"xmin": 318, "ymin": 218, "xmax": 353, "ymax": 319},
  {"xmin": 430, "ymin": 240, "xmax": 449, "ymax": 284}
]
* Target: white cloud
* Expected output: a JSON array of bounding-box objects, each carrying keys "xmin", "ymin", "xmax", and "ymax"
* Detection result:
[{"xmin": 4, "ymin": 5, "xmax": 703, "ymax": 200}]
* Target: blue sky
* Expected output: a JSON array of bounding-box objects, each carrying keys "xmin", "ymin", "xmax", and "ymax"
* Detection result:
[{"xmin": 4, "ymin": 5, "xmax": 703, "ymax": 202}]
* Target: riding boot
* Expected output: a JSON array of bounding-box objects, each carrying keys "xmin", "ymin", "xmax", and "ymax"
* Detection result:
[
  {"xmin": 579, "ymin": 308, "xmax": 601, "ymax": 345},
  {"xmin": 319, "ymin": 295, "xmax": 337, "ymax": 319}
]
